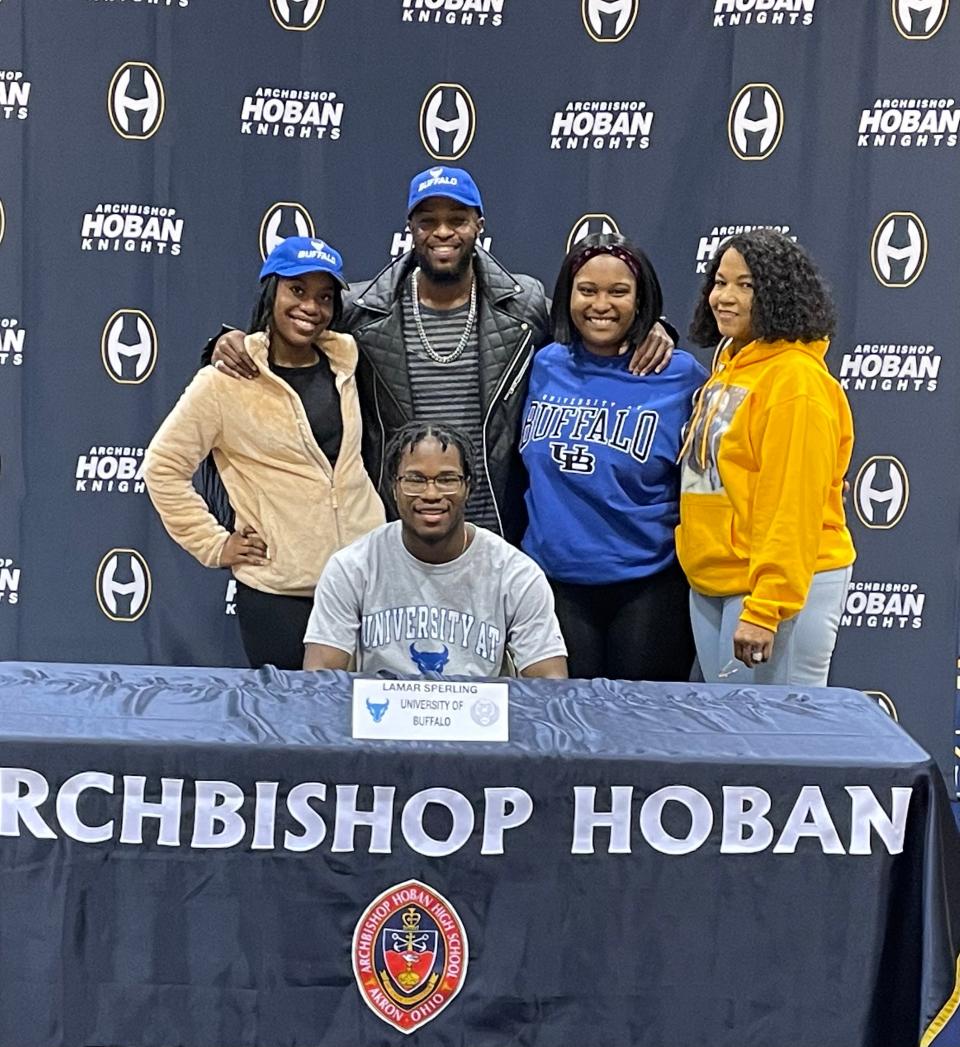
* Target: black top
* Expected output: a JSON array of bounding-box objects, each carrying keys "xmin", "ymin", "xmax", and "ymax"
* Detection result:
[{"xmin": 271, "ymin": 357, "xmax": 342, "ymax": 466}]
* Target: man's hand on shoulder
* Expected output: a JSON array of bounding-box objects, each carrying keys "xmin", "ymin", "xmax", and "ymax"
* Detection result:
[
  {"xmin": 212, "ymin": 330, "xmax": 259, "ymax": 380},
  {"xmin": 624, "ymin": 321, "xmax": 674, "ymax": 376}
]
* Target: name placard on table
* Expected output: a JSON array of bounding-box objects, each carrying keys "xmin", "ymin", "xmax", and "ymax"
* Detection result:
[{"xmin": 352, "ymin": 678, "xmax": 509, "ymax": 742}]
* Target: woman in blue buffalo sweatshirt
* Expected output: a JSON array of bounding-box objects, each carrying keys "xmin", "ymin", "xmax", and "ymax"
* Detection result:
[{"xmin": 520, "ymin": 234, "xmax": 705, "ymax": 680}]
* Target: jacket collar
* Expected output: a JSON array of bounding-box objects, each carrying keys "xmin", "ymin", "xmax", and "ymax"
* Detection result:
[
  {"xmin": 352, "ymin": 247, "xmax": 524, "ymax": 315},
  {"xmin": 245, "ymin": 330, "xmax": 359, "ymax": 378}
]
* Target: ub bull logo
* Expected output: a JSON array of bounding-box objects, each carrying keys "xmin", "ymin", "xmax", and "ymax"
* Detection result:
[
  {"xmin": 420, "ymin": 84, "xmax": 476, "ymax": 162},
  {"xmin": 259, "ymin": 202, "xmax": 316, "ymax": 261},
  {"xmin": 95, "ymin": 549, "xmax": 151, "ymax": 622},
  {"xmin": 269, "ymin": 0, "xmax": 325, "ymax": 30},
  {"xmin": 366, "ymin": 696, "xmax": 390, "ymax": 723},
  {"xmin": 728, "ymin": 84, "xmax": 784, "ymax": 160},
  {"xmin": 409, "ymin": 642, "xmax": 450, "ymax": 675},
  {"xmin": 893, "ymin": 0, "xmax": 949, "ymax": 38},
  {"xmin": 353, "ymin": 880, "xmax": 468, "ymax": 1035},
  {"xmin": 108, "ymin": 62, "xmax": 164, "ymax": 140},
  {"xmin": 581, "ymin": 0, "xmax": 638, "ymax": 42},
  {"xmin": 871, "ymin": 212, "xmax": 927, "ymax": 287},
  {"xmin": 101, "ymin": 310, "xmax": 157, "ymax": 384}
]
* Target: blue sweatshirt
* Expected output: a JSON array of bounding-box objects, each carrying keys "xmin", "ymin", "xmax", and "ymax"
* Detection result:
[{"xmin": 520, "ymin": 341, "xmax": 706, "ymax": 585}]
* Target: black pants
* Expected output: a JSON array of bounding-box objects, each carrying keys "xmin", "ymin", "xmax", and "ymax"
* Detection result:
[
  {"xmin": 235, "ymin": 581, "xmax": 314, "ymax": 670},
  {"xmin": 550, "ymin": 559, "xmax": 696, "ymax": 681}
]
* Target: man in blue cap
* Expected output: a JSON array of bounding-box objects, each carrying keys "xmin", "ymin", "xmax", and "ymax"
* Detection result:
[{"xmin": 210, "ymin": 167, "xmax": 672, "ymax": 542}]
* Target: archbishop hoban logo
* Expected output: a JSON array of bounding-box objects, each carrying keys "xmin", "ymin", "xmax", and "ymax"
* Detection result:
[
  {"xmin": 854, "ymin": 456, "xmax": 909, "ymax": 529},
  {"xmin": 402, "ymin": 0, "xmax": 505, "ymax": 25},
  {"xmin": 0, "ymin": 317, "xmax": 24, "ymax": 367},
  {"xmin": 96, "ymin": 548, "xmax": 151, "ymax": 622},
  {"xmin": 713, "ymin": 0, "xmax": 816, "ymax": 27},
  {"xmin": 0, "ymin": 559, "xmax": 19, "ymax": 606},
  {"xmin": 269, "ymin": 0, "xmax": 325, "ymax": 31},
  {"xmin": 259, "ymin": 201, "xmax": 316, "ymax": 261},
  {"xmin": 871, "ymin": 212, "xmax": 927, "ymax": 287},
  {"xmin": 892, "ymin": 0, "xmax": 949, "ymax": 38},
  {"xmin": 101, "ymin": 310, "xmax": 158, "ymax": 384},
  {"xmin": 353, "ymin": 880, "xmax": 467, "ymax": 1035},
  {"xmin": 582, "ymin": 0, "xmax": 638, "ymax": 42},
  {"xmin": 0, "ymin": 70, "xmax": 30, "ymax": 120},
  {"xmin": 566, "ymin": 212, "xmax": 621, "ymax": 253},
  {"xmin": 419, "ymin": 84, "xmax": 476, "ymax": 162},
  {"xmin": 108, "ymin": 62, "xmax": 165, "ymax": 140},
  {"xmin": 728, "ymin": 84, "xmax": 784, "ymax": 160}
]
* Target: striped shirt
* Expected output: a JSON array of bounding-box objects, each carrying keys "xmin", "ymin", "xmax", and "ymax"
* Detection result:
[{"xmin": 401, "ymin": 274, "xmax": 498, "ymax": 530}]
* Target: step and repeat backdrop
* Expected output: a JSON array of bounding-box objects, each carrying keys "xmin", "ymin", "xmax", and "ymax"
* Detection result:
[{"xmin": 0, "ymin": 0, "xmax": 957, "ymax": 781}]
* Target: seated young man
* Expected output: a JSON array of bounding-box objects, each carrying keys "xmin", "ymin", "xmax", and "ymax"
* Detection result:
[{"xmin": 303, "ymin": 422, "xmax": 568, "ymax": 678}]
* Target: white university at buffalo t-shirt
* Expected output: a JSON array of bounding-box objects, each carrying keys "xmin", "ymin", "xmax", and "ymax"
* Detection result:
[{"xmin": 304, "ymin": 521, "xmax": 567, "ymax": 676}]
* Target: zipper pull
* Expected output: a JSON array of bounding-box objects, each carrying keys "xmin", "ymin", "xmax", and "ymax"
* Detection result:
[{"xmin": 331, "ymin": 485, "xmax": 339, "ymax": 510}]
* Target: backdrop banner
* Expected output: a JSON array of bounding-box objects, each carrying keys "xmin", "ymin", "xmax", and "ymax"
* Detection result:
[{"xmin": 0, "ymin": 1, "xmax": 957, "ymax": 784}]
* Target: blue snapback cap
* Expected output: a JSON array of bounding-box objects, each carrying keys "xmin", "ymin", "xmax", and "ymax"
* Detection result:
[
  {"xmin": 259, "ymin": 236, "xmax": 349, "ymax": 289},
  {"xmin": 407, "ymin": 166, "xmax": 483, "ymax": 215}
]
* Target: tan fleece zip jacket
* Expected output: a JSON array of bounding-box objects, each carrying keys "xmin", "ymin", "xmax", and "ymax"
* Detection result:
[{"xmin": 144, "ymin": 331, "xmax": 385, "ymax": 598}]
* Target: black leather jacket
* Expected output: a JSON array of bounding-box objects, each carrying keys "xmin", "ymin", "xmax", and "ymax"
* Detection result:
[{"xmin": 341, "ymin": 247, "xmax": 551, "ymax": 545}]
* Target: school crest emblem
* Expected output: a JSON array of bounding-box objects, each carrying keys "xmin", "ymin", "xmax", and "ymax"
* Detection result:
[{"xmin": 352, "ymin": 879, "xmax": 468, "ymax": 1034}]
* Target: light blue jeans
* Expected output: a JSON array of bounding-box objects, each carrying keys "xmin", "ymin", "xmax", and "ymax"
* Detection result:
[{"xmin": 690, "ymin": 566, "xmax": 853, "ymax": 686}]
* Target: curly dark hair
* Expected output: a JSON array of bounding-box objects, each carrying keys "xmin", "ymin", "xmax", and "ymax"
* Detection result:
[
  {"xmin": 551, "ymin": 233, "xmax": 663, "ymax": 351},
  {"xmin": 385, "ymin": 421, "xmax": 475, "ymax": 485},
  {"xmin": 247, "ymin": 273, "xmax": 344, "ymax": 335},
  {"xmin": 688, "ymin": 229, "xmax": 836, "ymax": 347}
]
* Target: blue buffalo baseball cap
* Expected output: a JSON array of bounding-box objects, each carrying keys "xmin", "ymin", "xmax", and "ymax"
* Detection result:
[
  {"xmin": 259, "ymin": 236, "xmax": 349, "ymax": 289},
  {"xmin": 407, "ymin": 166, "xmax": 484, "ymax": 216}
]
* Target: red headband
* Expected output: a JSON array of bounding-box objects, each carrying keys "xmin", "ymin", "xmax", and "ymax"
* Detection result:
[{"xmin": 571, "ymin": 244, "xmax": 642, "ymax": 282}]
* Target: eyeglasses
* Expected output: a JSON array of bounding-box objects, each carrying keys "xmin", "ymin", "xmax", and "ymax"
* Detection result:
[{"xmin": 395, "ymin": 473, "xmax": 466, "ymax": 496}]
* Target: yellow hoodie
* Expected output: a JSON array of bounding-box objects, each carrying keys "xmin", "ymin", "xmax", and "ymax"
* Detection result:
[
  {"xmin": 675, "ymin": 337, "xmax": 855, "ymax": 633},
  {"xmin": 144, "ymin": 331, "xmax": 384, "ymax": 598}
]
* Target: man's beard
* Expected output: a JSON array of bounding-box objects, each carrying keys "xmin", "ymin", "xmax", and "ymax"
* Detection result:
[{"xmin": 415, "ymin": 246, "xmax": 474, "ymax": 285}]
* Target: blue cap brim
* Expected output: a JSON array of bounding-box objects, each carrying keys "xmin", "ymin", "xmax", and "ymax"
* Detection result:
[{"xmin": 259, "ymin": 260, "xmax": 349, "ymax": 290}]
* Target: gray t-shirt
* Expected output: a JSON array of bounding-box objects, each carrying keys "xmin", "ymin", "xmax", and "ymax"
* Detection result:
[{"xmin": 304, "ymin": 521, "xmax": 567, "ymax": 676}]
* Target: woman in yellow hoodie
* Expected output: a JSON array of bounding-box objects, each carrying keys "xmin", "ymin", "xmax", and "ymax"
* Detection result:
[
  {"xmin": 144, "ymin": 237, "xmax": 384, "ymax": 669},
  {"xmin": 676, "ymin": 230, "xmax": 855, "ymax": 684}
]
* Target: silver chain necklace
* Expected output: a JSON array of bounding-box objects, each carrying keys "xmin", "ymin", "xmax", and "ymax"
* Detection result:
[{"xmin": 410, "ymin": 267, "xmax": 477, "ymax": 365}]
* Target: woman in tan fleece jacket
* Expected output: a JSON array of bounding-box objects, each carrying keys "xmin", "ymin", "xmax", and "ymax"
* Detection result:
[{"xmin": 144, "ymin": 237, "xmax": 384, "ymax": 669}]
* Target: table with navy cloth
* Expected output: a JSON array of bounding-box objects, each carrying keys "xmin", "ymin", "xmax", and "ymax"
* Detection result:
[{"xmin": 0, "ymin": 661, "xmax": 956, "ymax": 1047}]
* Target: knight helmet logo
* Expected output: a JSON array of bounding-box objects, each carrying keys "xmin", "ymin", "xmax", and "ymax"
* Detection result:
[
  {"xmin": 892, "ymin": 0, "xmax": 949, "ymax": 38},
  {"xmin": 865, "ymin": 690, "xmax": 900, "ymax": 722},
  {"xmin": 259, "ymin": 202, "xmax": 316, "ymax": 261},
  {"xmin": 353, "ymin": 880, "xmax": 469, "ymax": 1035},
  {"xmin": 409, "ymin": 642, "xmax": 450, "ymax": 675},
  {"xmin": 96, "ymin": 548, "xmax": 152, "ymax": 622},
  {"xmin": 101, "ymin": 309, "xmax": 158, "ymax": 385},
  {"xmin": 107, "ymin": 62, "xmax": 165, "ymax": 140},
  {"xmin": 871, "ymin": 212, "xmax": 927, "ymax": 287},
  {"xmin": 582, "ymin": 0, "xmax": 639, "ymax": 42},
  {"xmin": 566, "ymin": 213, "xmax": 621, "ymax": 253},
  {"xmin": 728, "ymin": 84, "xmax": 784, "ymax": 161},
  {"xmin": 854, "ymin": 456, "xmax": 909, "ymax": 529},
  {"xmin": 269, "ymin": 0, "xmax": 325, "ymax": 31},
  {"xmin": 419, "ymin": 84, "xmax": 476, "ymax": 162},
  {"xmin": 366, "ymin": 696, "xmax": 390, "ymax": 723}
]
